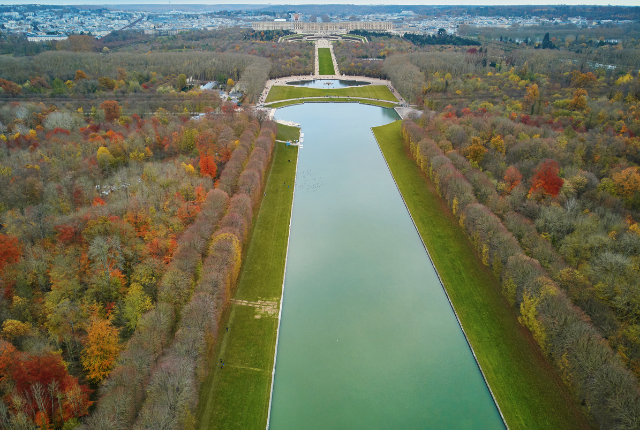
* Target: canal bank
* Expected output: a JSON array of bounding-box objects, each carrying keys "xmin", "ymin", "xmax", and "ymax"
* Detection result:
[{"xmin": 372, "ymin": 120, "xmax": 592, "ymax": 430}]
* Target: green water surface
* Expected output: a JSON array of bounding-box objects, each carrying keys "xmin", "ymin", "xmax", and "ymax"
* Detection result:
[{"xmin": 269, "ymin": 104, "xmax": 504, "ymax": 430}]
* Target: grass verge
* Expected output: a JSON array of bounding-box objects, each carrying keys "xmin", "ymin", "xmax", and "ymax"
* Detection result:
[
  {"xmin": 265, "ymin": 84, "xmax": 397, "ymax": 103},
  {"xmin": 196, "ymin": 128, "xmax": 299, "ymax": 430},
  {"xmin": 317, "ymin": 47, "xmax": 335, "ymax": 75},
  {"xmin": 372, "ymin": 120, "xmax": 592, "ymax": 430},
  {"xmin": 268, "ymin": 98, "xmax": 397, "ymax": 109}
]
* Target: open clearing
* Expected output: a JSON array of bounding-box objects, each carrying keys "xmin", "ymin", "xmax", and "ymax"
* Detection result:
[
  {"xmin": 372, "ymin": 120, "xmax": 592, "ymax": 430},
  {"xmin": 196, "ymin": 127, "xmax": 299, "ymax": 430}
]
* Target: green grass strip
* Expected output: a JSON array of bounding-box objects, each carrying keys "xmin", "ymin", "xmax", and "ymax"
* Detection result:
[
  {"xmin": 265, "ymin": 84, "xmax": 397, "ymax": 103},
  {"xmin": 372, "ymin": 120, "xmax": 592, "ymax": 430},
  {"xmin": 317, "ymin": 47, "xmax": 335, "ymax": 75},
  {"xmin": 268, "ymin": 98, "xmax": 397, "ymax": 109},
  {"xmin": 196, "ymin": 129, "xmax": 299, "ymax": 430}
]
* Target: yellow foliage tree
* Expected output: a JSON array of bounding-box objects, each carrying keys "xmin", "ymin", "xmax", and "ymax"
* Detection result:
[
  {"xmin": 81, "ymin": 315, "xmax": 121, "ymax": 383},
  {"xmin": 490, "ymin": 135, "xmax": 505, "ymax": 155},
  {"xmin": 466, "ymin": 137, "xmax": 487, "ymax": 164},
  {"xmin": 122, "ymin": 283, "xmax": 153, "ymax": 330},
  {"xmin": 2, "ymin": 319, "xmax": 31, "ymax": 340}
]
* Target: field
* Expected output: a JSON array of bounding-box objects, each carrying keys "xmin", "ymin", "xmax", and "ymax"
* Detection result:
[
  {"xmin": 317, "ymin": 47, "xmax": 335, "ymax": 75},
  {"xmin": 265, "ymin": 84, "xmax": 398, "ymax": 103},
  {"xmin": 196, "ymin": 128, "xmax": 299, "ymax": 430},
  {"xmin": 372, "ymin": 120, "xmax": 592, "ymax": 430}
]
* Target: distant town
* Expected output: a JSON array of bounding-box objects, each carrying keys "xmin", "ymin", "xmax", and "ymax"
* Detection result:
[{"xmin": 1, "ymin": 4, "xmax": 636, "ymax": 42}]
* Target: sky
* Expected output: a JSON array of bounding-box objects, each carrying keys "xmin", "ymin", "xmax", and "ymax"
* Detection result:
[{"xmin": 2, "ymin": 1, "xmax": 640, "ymax": 5}]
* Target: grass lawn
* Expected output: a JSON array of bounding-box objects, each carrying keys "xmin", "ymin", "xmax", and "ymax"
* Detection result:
[
  {"xmin": 372, "ymin": 120, "xmax": 592, "ymax": 430},
  {"xmin": 317, "ymin": 47, "xmax": 335, "ymax": 75},
  {"xmin": 265, "ymin": 84, "xmax": 397, "ymax": 103},
  {"xmin": 274, "ymin": 123, "xmax": 301, "ymax": 142},
  {"xmin": 196, "ymin": 128, "xmax": 299, "ymax": 430},
  {"xmin": 268, "ymin": 98, "xmax": 397, "ymax": 109}
]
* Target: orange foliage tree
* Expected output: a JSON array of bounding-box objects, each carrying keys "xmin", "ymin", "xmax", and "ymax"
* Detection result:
[
  {"xmin": 504, "ymin": 166, "xmax": 523, "ymax": 192},
  {"xmin": 529, "ymin": 159, "xmax": 564, "ymax": 197},
  {"xmin": 199, "ymin": 154, "xmax": 217, "ymax": 178},
  {"xmin": 612, "ymin": 167, "xmax": 640, "ymax": 198},
  {"xmin": 81, "ymin": 314, "xmax": 122, "ymax": 383},
  {"xmin": 100, "ymin": 100, "xmax": 121, "ymax": 122}
]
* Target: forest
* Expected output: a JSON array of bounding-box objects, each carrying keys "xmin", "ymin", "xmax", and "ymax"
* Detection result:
[{"xmin": 0, "ymin": 94, "xmax": 278, "ymax": 428}]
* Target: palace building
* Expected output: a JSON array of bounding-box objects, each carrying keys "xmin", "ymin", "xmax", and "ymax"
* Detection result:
[{"xmin": 252, "ymin": 21, "xmax": 394, "ymax": 34}]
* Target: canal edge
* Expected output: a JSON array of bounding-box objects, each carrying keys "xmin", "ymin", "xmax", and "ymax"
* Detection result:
[
  {"xmin": 370, "ymin": 125, "xmax": 510, "ymax": 430},
  {"xmin": 265, "ymin": 135, "xmax": 300, "ymax": 430}
]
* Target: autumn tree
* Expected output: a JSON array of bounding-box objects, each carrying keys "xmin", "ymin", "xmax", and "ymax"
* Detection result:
[
  {"xmin": 612, "ymin": 167, "xmax": 640, "ymax": 198},
  {"xmin": 100, "ymin": 100, "xmax": 121, "ymax": 122},
  {"xmin": 0, "ymin": 234, "xmax": 21, "ymax": 271},
  {"xmin": 199, "ymin": 155, "xmax": 217, "ymax": 178},
  {"xmin": 11, "ymin": 352, "xmax": 92, "ymax": 425},
  {"xmin": 524, "ymin": 83, "xmax": 539, "ymax": 107},
  {"xmin": 490, "ymin": 135, "xmax": 505, "ymax": 155},
  {"xmin": 504, "ymin": 166, "xmax": 522, "ymax": 192},
  {"xmin": 569, "ymin": 89, "xmax": 588, "ymax": 110},
  {"xmin": 74, "ymin": 70, "xmax": 88, "ymax": 81},
  {"xmin": 466, "ymin": 137, "xmax": 487, "ymax": 164},
  {"xmin": 227, "ymin": 78, "xmax": 235, "ymax": 88},
  {"xmin": 0, "ymin": 78, "xmax": 21, "ymax": 96},
  {"xmin": 81, "ymin": 314, "xmax": 122, "ymax": 383},
  {"xmin": 529, "ymin": 159, "xmax": 564, "ymax": 197}
]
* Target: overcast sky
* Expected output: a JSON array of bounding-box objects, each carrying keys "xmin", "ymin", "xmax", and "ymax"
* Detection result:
[{"xmin": 2, "ymin": 0, "xmax": 640, "ymax": 6}]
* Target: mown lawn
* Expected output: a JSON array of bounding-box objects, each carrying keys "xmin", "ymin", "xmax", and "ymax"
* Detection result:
[
  {"xmin": 196, "ymin": 128, "xmax": 299, "ymax": 430},
  {"xmin": 265, "ymin": 84, "xmax": 397, "ymax": 103},
  {"xmin": 268, "ymin": 98, "xmax": 397, "ymax": 109},
  {"xmin": 372, "ymin": 120, "xmax": 592, "ymax": 430},
  {"xmin": 274, "ymin": 123, "xmax": 301, "ymax": 142},
  {"xmin": 317, "ymin": 47, "xmax": 335, "ymax": 75}
]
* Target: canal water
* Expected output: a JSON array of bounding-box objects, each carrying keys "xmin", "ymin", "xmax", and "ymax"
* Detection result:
[{"xmin": 269, "ymin": 103, "xmax": 504, "ymax": 429}]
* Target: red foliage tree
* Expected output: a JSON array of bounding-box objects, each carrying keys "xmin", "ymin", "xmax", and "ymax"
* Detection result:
[
  {"xmin": 0, "ymin": 234, "xmax": 21, "ymax": 271},
  {"xmin": 504, "ymin": 166, "xmax": 523, "ymax": 192},
  {"xmin": 199, "ymin": 155, "xmax": 217, "ymax": 178},
  {"xmin": 529, "ymin": 159, "xmax": 564, "ymax": 197},
  {"xmin": 11, "ymin": 352, "xmax": 92, "ymax": 425}
]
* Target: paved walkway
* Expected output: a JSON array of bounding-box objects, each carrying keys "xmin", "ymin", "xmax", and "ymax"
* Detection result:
[
  {"xmin": 257, "ymin": 75, "xmax": 408, "ymax": 107},
  {"xmin": 263, "ymin": 96, "xmax": 398, "ymax": 106}
]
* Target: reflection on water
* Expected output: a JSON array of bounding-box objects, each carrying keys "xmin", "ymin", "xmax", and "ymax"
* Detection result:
[
  {"xmin": 268, "ymin": 103, "xmax": 505, "ymax": 430},
  {"xmin": 287, "ymin": 79, "xmax": 370, "ymax": 88}
]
